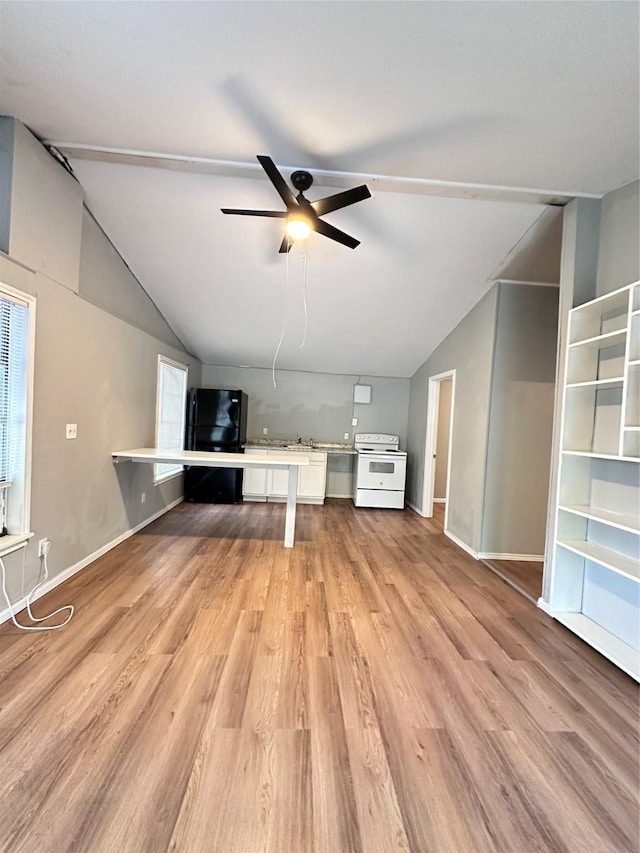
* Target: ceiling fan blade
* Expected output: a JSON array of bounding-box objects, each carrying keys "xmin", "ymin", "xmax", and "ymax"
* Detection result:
[
  {"xmin": 311, "ymin": 218, "xmax": 361, "ymax": 249},
  {"xmin": 311, "ymin": 184, "xmax": 371, "ymax": 217},
  {"xmin": 221, "ymin": 208, "xmax": 287, "ymax": 217},
  {"xmin": 257, "ymin": 155, "xmax": 298, "ymax": 210},
  {"xmin": 278, "ymin": 234, "xmax": 293, "ymax": 254}
]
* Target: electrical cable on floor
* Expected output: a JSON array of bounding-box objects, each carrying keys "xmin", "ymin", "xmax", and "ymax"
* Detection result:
[{"xmin": 1, "ymin": 551, "xmax": 74, "ymax": 631}]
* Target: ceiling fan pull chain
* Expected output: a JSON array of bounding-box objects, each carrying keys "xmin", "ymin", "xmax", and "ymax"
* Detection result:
[{"xmin": 272, "ymin": 240, "xmax": 292, "ymax": 388}]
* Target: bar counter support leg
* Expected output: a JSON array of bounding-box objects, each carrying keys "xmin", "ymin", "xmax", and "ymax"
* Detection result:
[{"xmin": 284, "ymin": 466, "xmax": 299, "ymax": 547}]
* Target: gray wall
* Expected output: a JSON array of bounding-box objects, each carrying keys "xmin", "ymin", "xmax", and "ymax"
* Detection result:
[
  {"xmin": 596, "ymin": 180, "xmax": 640, "ymax": 295},
  {"xmin": 5, "ymin": 119, "xmax": 84, "ymax": 290},
  {"xmin": 202, "ymin": 365, "xmax": 409, "ymax": 499},
  {"xmin": 481, "ymin": 284, "xmax": 558, "ymax": 555},
  {"xmin": 0, "ymin": 118, "xmax": 201, "ymax": 610},
  {"xmin": 407, "ymin": 286, "xmax": 498, "ymax": 552},
  {"xmin": 0, "ymin": 117, "xmax": 13, "ymax": 253},
  {"xmin": 407, "ymin": 280, "xmax": 559, "ymax": 556},
  {"xmin": 201, "ymin": 364, "xmax": 410, "ymax": 447},
  {"xmin": 79, "ymin": 210, "xmax": 187, "ymax": 350},
  {"xmin": 491, "ymin": 206, "xmax": 563, "ymax": 285}
]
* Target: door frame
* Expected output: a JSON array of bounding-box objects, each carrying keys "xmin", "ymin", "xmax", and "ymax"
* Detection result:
[{"xmin": 422, "ymin": 369, "xmax": 456, "ymax": 526}]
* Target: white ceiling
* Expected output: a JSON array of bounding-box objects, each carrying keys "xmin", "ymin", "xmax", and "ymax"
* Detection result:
[{"xmin": 1, "ymin": 1, "xmax": 638, "ymax": 377}]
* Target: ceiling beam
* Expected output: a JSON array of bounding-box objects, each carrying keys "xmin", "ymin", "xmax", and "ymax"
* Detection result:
[{"xmin": 45, "ymin": 142, "xmax": 603, "ymax": 206}]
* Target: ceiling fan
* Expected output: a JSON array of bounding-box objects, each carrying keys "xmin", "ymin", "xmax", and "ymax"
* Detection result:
[{"xmin": 221, "ymin": 155, "xmax": 371, "ymax": 252}]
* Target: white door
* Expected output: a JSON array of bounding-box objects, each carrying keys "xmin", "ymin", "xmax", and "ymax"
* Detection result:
[
  {"xmin": 422, "ymin": 369, "xmax": 456, "ymax": 522},
  {"xmin": 434, "ymin": 378, "xmax": 452, "ymax": 501}
]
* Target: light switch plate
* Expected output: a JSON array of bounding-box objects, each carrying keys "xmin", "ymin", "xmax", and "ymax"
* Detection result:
[
  {"xmin": 262, "ymin": 427, "xmax": 268, "ymax": 435},
  {"xmin": 66, "ymin": 423, "xmax": 77, "ymax": 439},
  {"xmin": 351, "ymin": 417, "xmax": 358, "ymax": 426},
  {"xmin": 344, "ymin": 432, "xmax": 350, "ymax": 440}
]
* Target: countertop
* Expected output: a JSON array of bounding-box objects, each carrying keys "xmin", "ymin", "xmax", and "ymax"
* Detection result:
[{"xmin": 244, "ymin": 438, "xmax": 357, "ymax": 455}]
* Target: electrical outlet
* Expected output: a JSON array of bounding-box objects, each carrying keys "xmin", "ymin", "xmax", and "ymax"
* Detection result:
[
  {"xmin": 66, "ymin": 423, "xmax": 77, "ymax": 440},
  {"xmin": 262, "ymin": 427, "xmax": 268, "ymax": 435},
  {"xmin": 38, "ymin": 538, "xmax": 51, "ymax": 557},
  {"xmin": 344, "ymin": 432, "xmax": 350, "ymax": 440},
  {"xmin": 351, "ymin": 417, "xmax": 358, "ymax": 427},
  {"xmin": 141, "ymin": 492, "xmax": 146, "ymax": 504}
]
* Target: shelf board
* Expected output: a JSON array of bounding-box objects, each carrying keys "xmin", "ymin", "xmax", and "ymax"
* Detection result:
[
  {"xmin": 559, "ymin": 504, "xmax": 640, "ymax": 534},
  {"xmin": 568, "ymin": 329, "xmax": 627, "ymax": 350},
  {"xmin": 571, "ymin": 283, "xmax": 634, "ymax": 311},
  {"xmin": 552, "ymin": 612, "xmax": 639, "ymax": 681},
  {"xmin": 566, "ymin": 377, "xmax": 624, "ymax": 389},
  {"xmin": 557, "ymin": 538, "xmax": 640, "ymax": 582},
  {"xmin": 562, "ymin": 450, "xmax": 640, "ymax": 463}
]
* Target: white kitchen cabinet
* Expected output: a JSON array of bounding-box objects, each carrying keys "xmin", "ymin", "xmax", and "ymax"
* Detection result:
[
  {"xmin": 296, "ymin": 452, "xmax": 328, "ymax": 501},
  {"xmin": 243, "ymin": 448, "xmax": 327, "ymax": 504},
  {"xmin": 548, "ymin": 281, "xmax": 640, "ymax": 680},
  {"xmin": 241, "ymin": 448, "xmax": 268, "ymax": 500}
]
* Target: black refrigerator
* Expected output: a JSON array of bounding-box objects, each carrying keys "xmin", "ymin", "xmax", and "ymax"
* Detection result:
[{"xmin": 184, "ymin": 388, "xmax": 248, "ymax": 503}]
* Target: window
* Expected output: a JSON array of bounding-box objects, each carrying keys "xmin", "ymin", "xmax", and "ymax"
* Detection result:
[
  {"xmin": 0, "ymin": 282, "xmax": 34, "ymax": 542},
  {"xmin": 154, "ymin": 355, "xmax": 188, "ymax": 483}
]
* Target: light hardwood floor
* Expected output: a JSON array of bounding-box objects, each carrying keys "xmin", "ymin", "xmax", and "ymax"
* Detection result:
[
  {"xmin": 0, "ymin": 500, "xmax": 638, "ymax": 852},
  {"xmin": 481, "ymin": 558, "xmax": 544, "ymax": 602}
]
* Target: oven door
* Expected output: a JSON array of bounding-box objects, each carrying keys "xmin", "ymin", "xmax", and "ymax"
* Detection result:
[{"xmin": 357, "ymin": 453, "xmax": 406, "ymax": 490}]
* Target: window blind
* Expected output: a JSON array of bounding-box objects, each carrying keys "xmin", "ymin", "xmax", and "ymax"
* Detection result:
[
  {"xmin": 0, "ymin": 296, "xmax": 28, "ymax": 488},
  {"xmin": 155, "ymin": 357, "xmax": 188, "ymax": 482}
]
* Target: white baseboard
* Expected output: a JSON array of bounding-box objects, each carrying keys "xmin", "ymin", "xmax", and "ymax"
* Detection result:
[
  {"xmin": 325, "ymin": 492, "xmax": 352, "ymax": 499},
  {"xmin": 537, "ymin": 597, "xmax": 553, "ymax": 615},
  {"xmin": 433, "ymin": 498, "xmax": 446, "ymax": 504},
  {"xmin": 478, "ymin": 552, "xmax": 544, "ymax": 561},
  {"xmin": 407, "ymin": 501, "xmax": 426, "ymax": 517},
  {"xmin": 0, "ymin": 498, "xmax": 183, "ymax": 626},
  {"xmin": 444, "ymin": 529, "xmax": 479, "ymax": 560}
]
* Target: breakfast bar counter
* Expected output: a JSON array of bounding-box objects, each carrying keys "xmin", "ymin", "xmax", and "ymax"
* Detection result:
[{"xmin": 112, "ymin": 448, "xmax": 309, "ymax": 547}]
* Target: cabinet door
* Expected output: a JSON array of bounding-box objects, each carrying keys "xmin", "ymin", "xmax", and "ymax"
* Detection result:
[
  {"xmin": 298, "ymin": 456, "xmax": 327, "ymax": 499},
  {"xmin": 269, "ymin": 453, "xmax": 291, "ymax": 496},
  {"xmin": 242, "ymin": 449, "xmax": 268, "ymax": 496},
  {"xmin": 267, "ymin": 450, "xmax": 327, "ymax": 499}
]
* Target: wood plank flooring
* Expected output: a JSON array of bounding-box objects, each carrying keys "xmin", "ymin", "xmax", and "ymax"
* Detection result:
[
  {"xmin": 481, "ymin": 557, "xmax": 544, "ymax": 602},
  {"xmin": 0, "ymin": 499, "xmax": 638, "ymax": 853}
]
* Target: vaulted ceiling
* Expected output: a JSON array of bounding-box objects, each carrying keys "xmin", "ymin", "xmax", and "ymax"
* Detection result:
[{"xmin": 1, "ymin": 1, "xmax": 638, "ymax": 376}]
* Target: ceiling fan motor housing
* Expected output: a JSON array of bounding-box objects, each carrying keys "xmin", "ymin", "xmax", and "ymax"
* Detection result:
[{"xmin": 291, "ymin": 170, "xmax": 314, "ymax": 193}]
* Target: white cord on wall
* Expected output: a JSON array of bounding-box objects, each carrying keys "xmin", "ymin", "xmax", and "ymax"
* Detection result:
[
  {"xmin": 300, "ymin": 240, "xmax": 309, "ymax": 349},
  {"xmin": 272, "ymin": 237, "xmax": 292, "ymax": 388},
  {"xmin": 1, "ymin": 549, "xmax": 74, "ymax": 631},
  {"xmin": 272, "ymin": 237, "xmax": 311, "ymax": 387}
]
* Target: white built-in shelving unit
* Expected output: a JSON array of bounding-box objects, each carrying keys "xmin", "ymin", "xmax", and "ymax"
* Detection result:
[{"xmin": 549, "ymin": 281, "xmax": 640, "ymax": 680}]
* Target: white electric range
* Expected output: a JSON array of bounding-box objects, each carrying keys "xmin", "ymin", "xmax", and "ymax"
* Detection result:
[{"xmin": 352, "ymin": 433, "xmax": 407, "ymax": 509}]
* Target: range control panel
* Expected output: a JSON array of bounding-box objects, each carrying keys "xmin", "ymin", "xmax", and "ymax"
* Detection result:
[{"xmin": 354, "ymin": 433, "xmax": 399, "ymax": 447}]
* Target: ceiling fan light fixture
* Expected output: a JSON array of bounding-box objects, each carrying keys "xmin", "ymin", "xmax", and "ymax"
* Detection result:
[
  {"xmin": 285, "ymin": 217, "xmax": 311, "ymax": 240},
  {"xmin": 222, "ymin": 156, "xmax": 370, "ymax": 252}
]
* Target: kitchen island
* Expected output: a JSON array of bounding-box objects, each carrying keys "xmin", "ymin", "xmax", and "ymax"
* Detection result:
[{"xmin": 112, "ymin": 448, "xmax": 309, "ymax": 547}]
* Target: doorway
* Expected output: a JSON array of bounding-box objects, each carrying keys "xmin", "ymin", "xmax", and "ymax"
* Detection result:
[{"xmin": 422, "ymin": 370, "xmax": 455, "ymax": 527}]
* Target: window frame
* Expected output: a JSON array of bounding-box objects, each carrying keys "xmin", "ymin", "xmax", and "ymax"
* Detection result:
[
  {"xmin": 0, "ymin": 280, "xmax": 36, "ymax": 552},
  {"xmin": 154, "ymin": 354, "xmax": 188, "ymax": 485}
]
